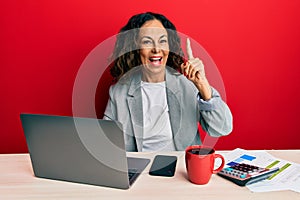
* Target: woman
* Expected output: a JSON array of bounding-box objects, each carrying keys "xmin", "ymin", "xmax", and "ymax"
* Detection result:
[{"xmin": 104, "ymin": 12, "xmax": 233, "ymax": 152}]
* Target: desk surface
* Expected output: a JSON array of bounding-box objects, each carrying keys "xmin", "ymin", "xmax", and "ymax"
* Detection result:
[{"xmin": 1, "ymin": 150, "xmax": 300, "ymax": 200}]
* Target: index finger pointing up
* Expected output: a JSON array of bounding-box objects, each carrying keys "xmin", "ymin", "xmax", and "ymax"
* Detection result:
[{"xmin": 186, "ymin": 38, "xmax": 194, "ymax": 60}]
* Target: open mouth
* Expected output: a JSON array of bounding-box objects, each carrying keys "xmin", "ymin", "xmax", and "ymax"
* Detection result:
[{"xmin": 149, "ymin": 56, "xmax": 163, "ymax": 66}]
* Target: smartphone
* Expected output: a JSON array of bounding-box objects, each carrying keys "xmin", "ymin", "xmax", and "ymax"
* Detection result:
[{"xmin": 149, "ymin": 155, "xmax": 177, "ymax": 177}]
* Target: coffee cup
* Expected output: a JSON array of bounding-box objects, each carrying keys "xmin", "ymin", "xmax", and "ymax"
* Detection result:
[{"xmin": 185, "ymin": 145, "xmax": 225, "ymax": 184}]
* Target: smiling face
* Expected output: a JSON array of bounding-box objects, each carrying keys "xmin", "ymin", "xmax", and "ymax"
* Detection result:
[{"xmin": 138, "ymin": 20, "xmax": 169, "ymax": 82}]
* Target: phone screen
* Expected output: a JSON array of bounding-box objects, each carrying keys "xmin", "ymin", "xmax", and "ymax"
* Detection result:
[{"xmin": 149, "ymin": 155, "xmax": 177, "ymax": 177}]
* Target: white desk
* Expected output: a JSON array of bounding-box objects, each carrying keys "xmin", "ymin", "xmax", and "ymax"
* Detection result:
[{"xmin": 1, "ymin": 150, "xmax": 300, "ymax": 200}]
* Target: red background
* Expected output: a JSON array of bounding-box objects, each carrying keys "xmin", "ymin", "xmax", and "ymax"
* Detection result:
[{"xmin": 1, "ymin": 0, "xmax": 300, "ymax": 153}]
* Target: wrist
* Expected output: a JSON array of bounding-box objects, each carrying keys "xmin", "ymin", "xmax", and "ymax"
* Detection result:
[{"xmin": 196, "ymin": 79, "xmax": 212, "ymax": 101}]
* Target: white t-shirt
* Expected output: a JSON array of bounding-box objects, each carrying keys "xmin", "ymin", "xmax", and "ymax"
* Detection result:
[{"xmin": 141, "ymin": 81, "xmax": 176, "ymax": 152}]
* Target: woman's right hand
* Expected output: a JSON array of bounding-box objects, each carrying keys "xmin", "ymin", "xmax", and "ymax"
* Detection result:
[{"xmin": 181, "ymin": 38, "xmax": 212, "ymax": 101}]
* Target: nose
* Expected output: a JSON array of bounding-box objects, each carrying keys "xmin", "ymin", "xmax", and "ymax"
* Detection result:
[{"xmin": 151, "ymin": 42, "xmax": 161, "ymax": 53}]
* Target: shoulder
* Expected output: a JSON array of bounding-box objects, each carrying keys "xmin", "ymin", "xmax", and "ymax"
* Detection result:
[
  {"xmin": 109, "ymin": 67, "xmax": 141, "ymax": 96},
  {"xmin": 108, "ymin": 80, "xmax": 130, "ymax": 99}
]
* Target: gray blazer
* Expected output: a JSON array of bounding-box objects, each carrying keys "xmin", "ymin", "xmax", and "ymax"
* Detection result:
[{"xmin": 103, "ymin": 67, "xmax": 233, "ymax": 151}]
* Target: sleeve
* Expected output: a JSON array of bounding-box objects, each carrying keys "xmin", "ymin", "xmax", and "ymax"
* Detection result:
[{"xmin": 198, "ymin": 87, "xmax": 233, "ymax": 137}]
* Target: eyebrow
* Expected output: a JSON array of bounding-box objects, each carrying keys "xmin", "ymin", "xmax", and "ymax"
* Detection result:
[{"xmin": 140, "ymin": 34, "xmax": 168, "ymax": 40}]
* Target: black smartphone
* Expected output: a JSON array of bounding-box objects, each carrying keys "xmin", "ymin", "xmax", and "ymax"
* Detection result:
[{"xmin": 149, "ymin": 155, "xmax": 177, "ymax": 177}]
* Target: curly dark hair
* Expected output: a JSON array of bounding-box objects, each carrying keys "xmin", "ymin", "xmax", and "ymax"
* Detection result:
[{"xmin": 110, "ymin": 12, "xmax": 185, "ymax": 81}]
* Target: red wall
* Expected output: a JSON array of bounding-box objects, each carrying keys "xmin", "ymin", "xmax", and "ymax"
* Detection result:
[{"xmin": 1, "ymin": 1, "xmax": 300, "ymax": 153}]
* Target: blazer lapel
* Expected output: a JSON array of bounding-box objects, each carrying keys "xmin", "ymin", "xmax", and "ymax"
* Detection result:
[
  {"xmin": 126, "ymin": 69, "xmax": 144, "ymax": 151},
  {"xmin": 165, "ymin": 68, "xmax": 182, "ymax": 150}
]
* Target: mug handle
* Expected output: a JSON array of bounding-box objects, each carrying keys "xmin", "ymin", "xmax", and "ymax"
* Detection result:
[{"xmin": 212, "ymin": 154, "xmax": 225, "ymax": 174}]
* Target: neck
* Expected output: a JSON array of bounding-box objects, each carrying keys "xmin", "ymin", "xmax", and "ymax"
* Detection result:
[
  {"xmin": 141, "ymin": 70, "xmax": 165, "ymax": 83},
  {"xmin": 142, "ymin": 74, "xmax": 165, "ymax": 83}
]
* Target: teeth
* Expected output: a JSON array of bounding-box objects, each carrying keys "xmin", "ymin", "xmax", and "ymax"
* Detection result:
[{"xmin": 150, "ymin": 57, "xmax": 162, "ymax": 61}]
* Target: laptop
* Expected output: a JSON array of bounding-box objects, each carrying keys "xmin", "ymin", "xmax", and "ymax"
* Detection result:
[{"xmin": 20, "ymin": 113, "xmax": 150, "ymax": 189}]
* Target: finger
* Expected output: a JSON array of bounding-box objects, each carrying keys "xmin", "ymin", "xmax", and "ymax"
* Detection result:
[
  {"xmin": 181, "ymin": 62, "xmax": 191, "ymax": 77},
  {"xmin": 180, "ymin": 62, "xmax": 188, "ymax": 76},
  {"xmin": 191, "ymin": 59, "xmax": 205, "ymax": 78},
  {"xmin": 180, "ymin": 63, "xmax": 185, "ymax": 75},
  {"xmin": 190, "ymin": 58, "xmax": 204, "ymax": 72},
  {"xmin": 188, "ymin": 61, "xmax": 200, "ymax": 79},
  {"xmin": 185, "ymin": 62, "xmax": 191, "ymax": 77},
  {"xmin": 186, "ymin": 38, "xmax": 194, "ymax": 60},
  {"xmin": 189, "ymin": 66, "xmax": 198, "ymax": 79},
  {"xmin": 196, "ymin": 71, "xmax": 201, "ymax": 80}
]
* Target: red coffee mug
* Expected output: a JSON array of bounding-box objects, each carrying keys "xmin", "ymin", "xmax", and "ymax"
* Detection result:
[{"xmin": 185, "ymin": 145, "xmax": 225, "ymax": 185}]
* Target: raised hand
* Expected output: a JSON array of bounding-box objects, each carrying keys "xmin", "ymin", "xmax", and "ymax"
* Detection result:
[{"xmin": 181, "ymin": 38, "xmax": 212, "ymax": 100}]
